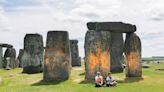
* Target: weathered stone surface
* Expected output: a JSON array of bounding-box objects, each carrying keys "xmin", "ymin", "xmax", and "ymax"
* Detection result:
[
  {"xmin": 84, "ymin": 30, "xmax": 111, "ymax": 80},
  {"xmin": 110, "ymin": 32, "xmax": 124, "ymax": 72},
  {"xmin": 0, "ymin": 43, "xmax": 13, "ymax": 48},
  {"xmin": 87, "ymin": 22, "xmax": 97, "ymax": 30},
  {"xmin": 21, "ymin": 34, "xmax": 44, "ymax": 74},
  {"xmin": 87, "ymin": 22, "xmax": 136, "ymax": 33},
  {"xmin": 44, "ymin": 31, "xmax": 71, "ymax": 81},
  {"xmin": 0, "ymin": 43, "xmax": 13, "ymax": 68},
  {"xmin": 4, "ymin": 47, "xmax": 19, "ymax": 69},
  {"xmin": 17, "ymin": 49, "xmax": 24, "ymax": 67},
  {"xmin": 125, "ymin": 33, "xmax": 142, "ymax": 77},
  {"xmin": 70, "ymin": 40, "xmax": 81, "ymax": 66}
]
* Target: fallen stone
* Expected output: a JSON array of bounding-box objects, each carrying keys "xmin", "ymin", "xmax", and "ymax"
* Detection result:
[
  {"xmin": 125, "ymin": 33, "xmax": 142, "ymax": 77},
  {"xmin": 142, "ymin": 63, "xmax": 150, "ymax": 68},
  {"xmin": 155, "ymin": 68, "xmax": 164, "ymax": 71},
  {"xmin": 44, "ymin": 31, "xmax": 71, "ymax": 81}
]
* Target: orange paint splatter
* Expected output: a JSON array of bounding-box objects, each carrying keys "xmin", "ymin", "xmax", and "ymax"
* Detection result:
[
  {"xmin": 126, "ymin": 52, "xmax": 142, "ymax": 77},
  {"xmin": 44, "ymin": 48, "xmax": 70, "ymax": 78},
  {"xmin": 88, "ymin": 48, "xmax": 110, "ymax": 78}
]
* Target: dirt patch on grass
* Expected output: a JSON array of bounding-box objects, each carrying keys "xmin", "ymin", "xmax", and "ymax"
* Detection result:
[
  {"xmin": 73, "ymin": 78, "xmax": 83, "ymax": 83},
  {"xmin": 73, "ymin": 67, "xmax": 83, "ymax": 71}
]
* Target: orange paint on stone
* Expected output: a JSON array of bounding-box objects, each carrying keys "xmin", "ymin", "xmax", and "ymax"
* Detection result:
[
  {"xmin": 126, "ymin": 51, "xmax": 141, "ymax": 77},
  {"xmin": 44, "ymin": 48, "xmax": 68, "ymax": 76},
  {"xmin": 88, "ymin": 48, "xmax": 110, "ymax": 78},
  {"xmin": 99, "ymin": 51, "xmax": 110, "ymax": 70},
  {"xmin": 88, "ymin": 53, "xmax": 98, "ymax": 76}
]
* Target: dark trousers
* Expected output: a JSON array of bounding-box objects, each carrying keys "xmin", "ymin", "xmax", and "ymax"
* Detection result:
[{"xmin": 95, "ymin": 83, "xmax": 102, "ymax": 87}]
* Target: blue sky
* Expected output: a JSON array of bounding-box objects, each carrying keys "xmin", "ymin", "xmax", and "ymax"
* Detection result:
[{"xmin": 0, "ymin": 0, "xmax": 164, "ymax": 57}]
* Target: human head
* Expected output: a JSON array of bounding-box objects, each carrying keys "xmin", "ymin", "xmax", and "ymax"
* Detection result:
[
  {"xmin": 97, "ymin": 72, "xmax": 101, "ymax": 76},
  {"xmin": 108, "ymin": 72, "xmax": 111, "ymax": 76}
]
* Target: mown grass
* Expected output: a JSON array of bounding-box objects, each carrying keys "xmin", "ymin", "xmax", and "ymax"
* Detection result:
[{"xmin": 0, "ymin": 63, "xmax": 164, "ymax": 92}]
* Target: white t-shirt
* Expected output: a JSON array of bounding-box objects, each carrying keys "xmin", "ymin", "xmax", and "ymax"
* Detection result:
[
  {"xmin": 106, "ymin": 76, "xmax": 113, "ymax": 83},
  {"xmin": 95, "ymin": 75, "xmax": 103, "ymax": 83}
]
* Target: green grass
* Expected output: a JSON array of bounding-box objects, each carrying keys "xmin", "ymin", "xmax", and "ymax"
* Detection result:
[{"xmin": 0, "ymin": 63, "xmax": 164, "ymax": 92}]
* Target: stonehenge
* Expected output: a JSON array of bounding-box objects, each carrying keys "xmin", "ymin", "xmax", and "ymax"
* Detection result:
[
  {"xmin": 21, "ymin": 34, "xmax": 44, "ymax": 74},
  {"xmin": 85, "ymin": 31, "xmax": 111, "ymax": 79},
  {"xmin": 85, "ymin": 21, "xmax": 142, "ymax": 79},
  {"xmin": 70, "ymin": 40, "xmax": 81, "ymax": 67},
  {"xmin": 44, "ymin": 31, "xmax": 71, "ymax": 81},
  {"xmin": 0, "ymin": 21, "xmax": 142, "ymax": 81}
]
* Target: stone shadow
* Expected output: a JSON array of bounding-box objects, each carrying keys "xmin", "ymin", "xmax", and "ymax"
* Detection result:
[
  {"xmin": 79, "ymin": 77, "xmax": 143, "ymax": 85},
  {"xmin": 79, "ymin": 72, "xmax": 85, "ymax": 76},
  {"xmin": 79, "ymin": 79, "xmax": 94, "ymax": 84},
  {"xmin": 31, "ymin": 80, "xmax": 66, "ymax": 86}
]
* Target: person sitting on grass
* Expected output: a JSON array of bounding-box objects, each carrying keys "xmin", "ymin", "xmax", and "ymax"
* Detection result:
[
  {"xmin": 95, "ymin": 72, "xmax": 104, "ymax": 87},
  {"xmin": 106, "ymin": 72, "xmax": 117, "ymax": 87}
]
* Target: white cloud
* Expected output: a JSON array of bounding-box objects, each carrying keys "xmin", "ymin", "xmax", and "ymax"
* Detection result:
[
  {"xmin": 0, "ymin": 5, "xmax": 11, "ymax": 32},
  {"xmin": 142, "ymin": 0, "xmax": 164, "ymax": 21}
]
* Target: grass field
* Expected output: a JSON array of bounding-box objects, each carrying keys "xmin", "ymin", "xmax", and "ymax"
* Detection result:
[{"xmin": 0, "ymin": 63, "xmax": 164, "ymax": 92}]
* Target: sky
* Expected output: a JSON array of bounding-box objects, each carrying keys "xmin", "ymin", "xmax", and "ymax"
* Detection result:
[{"xmin": 0, "ymin": 0, "xmax": 164, "ymax": 58}]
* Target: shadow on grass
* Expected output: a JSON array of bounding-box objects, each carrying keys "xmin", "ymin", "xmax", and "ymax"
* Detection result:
[
  {"xmin": 79, "ymin": 77, "xmax": 143, "ymax": 85},
  {"xmin": 117, "ymin": 77, "xmax": 144, "ymax": 84},
  {"xmin": 79, "ymin": 80, "xmax": 94, "ymax": 84},
  {"xmin": 31, "ymin": 80, "xmax": 66, "ymax": 86},
  {"xmin": 79, "ymin": 72, "xmax": 85, "ymax": 76}
]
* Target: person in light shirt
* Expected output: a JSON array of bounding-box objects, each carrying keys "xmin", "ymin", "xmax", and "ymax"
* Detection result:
[
  {"xmin": 106, "ymin": 72, "xmax": 117, "ymax": 87},
  {"xmin": 95, "ymin": 72, "xmax": 104, "ymax": 87}
]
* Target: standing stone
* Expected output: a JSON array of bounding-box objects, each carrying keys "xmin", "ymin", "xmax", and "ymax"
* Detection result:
[
  {"xmin": 44, "ymin": 31, "xmax": 71, "ymax": 81},
  {"xmin": 110, "ymin": 32, "xmax": 124, "ymax": 72},
  {"xmin": 4, "ymin": 47, "xmax": 19, "ymax": 69},
  {"xmin": 0, "ymin": 46, "xmax": 3, "ymax": 68},
  {"xmin": 21, "ymin": 34, "xmax": 44, "ymax": 74},
  {"xmin": 125, "ymin": 33, "xmax": 142, "ymax": 77},
  {"xmin": 17, "ymin": 49, "xmax": 24, "ymax": 67},
  {"xmin": 85, "ymin": 30, "xmax": 111, "ymax": 80},
  {"xmin": 70, "ymin": 40, "xmax": 81, "ymax": 66}
]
